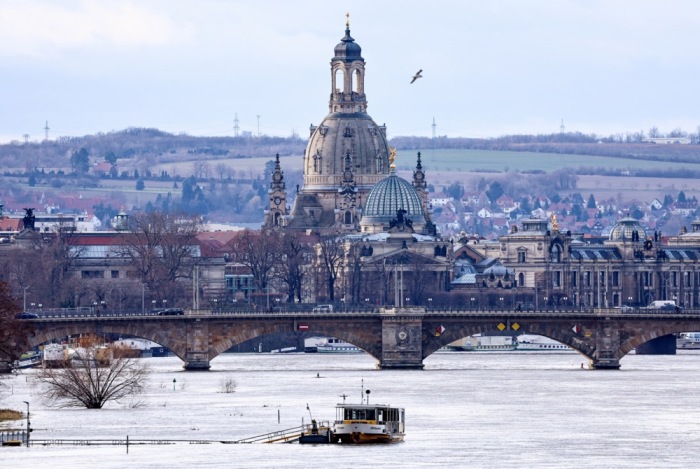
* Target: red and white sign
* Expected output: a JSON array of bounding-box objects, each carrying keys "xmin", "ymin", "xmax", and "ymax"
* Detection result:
[
  {"xmin": 572, "ymin": 324, "xmax": 581, "ymax": 334},
  {"xmin": 435, "ymin": 325, "xmax": 446, "ymax": 336},
  {"xmin": 298, "ymin": 324, "xmax": 309, "ymax": 331}
]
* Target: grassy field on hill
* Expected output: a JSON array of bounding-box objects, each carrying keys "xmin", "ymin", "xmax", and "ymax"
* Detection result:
[
  {"xmin": 395, "ymin": 148, "xmax": 700, "ymax": 173},
  {"xmin": 150, "ymin": 148, "xmax": 700, "ymax": 180}
]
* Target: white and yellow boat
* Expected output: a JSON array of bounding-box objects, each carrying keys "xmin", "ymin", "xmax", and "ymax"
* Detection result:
[{"xmin": 333, "ymin": 403, "xmax": 405, "ymax": 444}]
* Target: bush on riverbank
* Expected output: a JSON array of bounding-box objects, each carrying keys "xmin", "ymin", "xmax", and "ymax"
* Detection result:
[{"xmin": 0, "ymin": 409, "xmax": 22, "ymax": 422}]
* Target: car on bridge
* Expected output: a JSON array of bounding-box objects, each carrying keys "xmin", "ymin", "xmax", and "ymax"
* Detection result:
[
  {"xmin": 158, "ymin": 308, "xmax": 185, "ymax": 316},
  {"xmin": 15, "ymin": 312, "xmax": 39, "ymax": 319}
]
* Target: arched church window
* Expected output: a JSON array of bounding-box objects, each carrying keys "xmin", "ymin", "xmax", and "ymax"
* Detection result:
[
  {"xmin": 313, "ymin": 152, "xmax": 322, "ymax": 174},
  {"xmin": 334, "ymin": 69, "xmax": 344, "ymax": 94},
  {"xmin": 550, "ymin": 244, "xmax": 561, "ymax": 263},
  {"xmin": 352, "ymin": 69, "xmax": 361, "ymax": 93},
  {"xmin": 344, "ymin": 211, "xmax": 352, "ymax": 225}
]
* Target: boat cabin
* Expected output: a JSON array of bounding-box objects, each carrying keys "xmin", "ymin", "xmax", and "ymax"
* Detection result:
[
  {"xmin": 333, "ymin": 403, "xmax": 405, "ymax": 444},
  {"xmin": 336, "ymin": 404, "xmax": 403, "ymax": 424}
]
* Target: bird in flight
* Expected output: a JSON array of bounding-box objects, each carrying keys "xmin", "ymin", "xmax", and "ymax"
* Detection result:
[{"xmin": 411, "ymin": 69, "xmax": 423, "ymax": 84}]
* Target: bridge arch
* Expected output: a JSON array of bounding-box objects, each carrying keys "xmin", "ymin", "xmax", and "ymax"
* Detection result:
[
  {"xmin": 422, "ymin": 321, "xmax": 596, "ymax": 362},
  {"xmin": 28, "ymin": 322, "xmax": 188, "ymax": 364}
]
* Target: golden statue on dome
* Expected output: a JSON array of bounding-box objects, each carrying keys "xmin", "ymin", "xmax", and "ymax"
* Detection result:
[
  {"xmin": 551, "ymin": 213, "xmax": 558, "ymax": 231},
  {"xmin": 389, "ymin": 146, "xmax": 397, "ymax": 171}
]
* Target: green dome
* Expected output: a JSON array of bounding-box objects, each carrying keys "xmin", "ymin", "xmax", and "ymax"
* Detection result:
[{"xmin": 361, "ymin": 173, "xmax": 425, "ymax": 225}]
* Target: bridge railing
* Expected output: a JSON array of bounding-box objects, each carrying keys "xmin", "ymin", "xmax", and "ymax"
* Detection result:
[{"xmin": 26, "ymin": 305, "xmax": 700, "ymax": 320}]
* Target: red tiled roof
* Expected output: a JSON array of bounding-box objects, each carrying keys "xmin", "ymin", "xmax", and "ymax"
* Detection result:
[{"xmin": 0, "ymin": 217, "xmax": 22, "ymax": 231}]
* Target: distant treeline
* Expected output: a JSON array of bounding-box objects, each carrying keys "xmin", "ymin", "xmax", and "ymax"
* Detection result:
[
  {"xmin": 3, "ymin": 128, "xmax": 700, "ymax": 173},
  {"xmin": 0, "ymin": 128, "xmax": 307, "ymax": 171}
]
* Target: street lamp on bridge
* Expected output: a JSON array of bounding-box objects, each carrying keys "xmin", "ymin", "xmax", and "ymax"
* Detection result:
[
  {"xmin": 23, "ymin": 401, "xmax": 30, "ymax": 447},
  {"xmin": 23, "ymin": 286, "xmax": 29, "ymax": 312}
]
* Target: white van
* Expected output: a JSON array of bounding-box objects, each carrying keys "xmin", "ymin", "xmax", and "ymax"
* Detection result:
[
  {"xmin": 647, "ymin": 300, "xmax": 679, "ymax": 311},
  {"xmin": 312, "ymin": 304, "xmax": 333, "ymax": 313}
]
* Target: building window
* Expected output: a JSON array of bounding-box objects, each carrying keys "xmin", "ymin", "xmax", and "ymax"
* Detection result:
[
  {"xmin": 111, "ymin": 270, "xmax": 120, "ymax": 279},
  {"xmin": 599, "ymin": 271, "xmax": 606, "ymax": 286},
  {"xmin": 518, "ymin": 251, "xmax": 526, "ymax": 263},
  {"xmin": 550, "ymin": 244, "xmax": 561, "ymax": 263},
  {"xmin": 552, "ymin": 271, "xmax": 561, "ymax": 287},
  {"xmin": 584, "ymin": 271, "xmax": 591, "ymax": 287},
  {"xmin": 81, "ymin": 271, "xmax": 104, "ymax": 279},
  {"xmin": 571, "ymin": 272, "xmax": 577, "ymax": 287},
  {"xmin": 612, "ymin": 271, "xmax": 619, "ymax": 287}
]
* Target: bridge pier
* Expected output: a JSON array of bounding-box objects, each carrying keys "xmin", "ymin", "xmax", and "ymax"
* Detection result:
[
  {"xmin": 182, "ymin": 320, "xmax": 211, "ymax": 370},
  {"xmin": 378, "ymin": 308, "xmax": 425, "ymax": 369},
  {"xmin": 590, "ymin": 324, "xmax": 621, "ymax": 370},
  {"xmin": 183, "ymin": 352, "xmax": 211, "ymax": 370}
]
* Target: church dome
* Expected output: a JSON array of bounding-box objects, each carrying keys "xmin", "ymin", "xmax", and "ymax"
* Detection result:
[
  {"xmin": 361, "ymin": 173, "xmax": 426, "ymax": 225},
  {"xmin": 609, "ymin": 216, "xmax": 646, "ymax": 241},
  {"xmin": 334, "ymin": 28, "xmax": 363, "ymax": 62},
  {"xmin": 304, "ymin": 113, "xmax": 389, "ymax": 191}
]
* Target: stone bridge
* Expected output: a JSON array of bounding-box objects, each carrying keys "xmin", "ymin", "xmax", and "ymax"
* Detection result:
[{"xmin": 24, "ymin": 307, "xmax": 700, "ymax": 370}]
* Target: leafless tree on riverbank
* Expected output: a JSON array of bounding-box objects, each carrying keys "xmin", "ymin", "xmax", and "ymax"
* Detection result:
[{"xmin": 34, "ymin": 343, "xmax": 149, "ymax": 409}]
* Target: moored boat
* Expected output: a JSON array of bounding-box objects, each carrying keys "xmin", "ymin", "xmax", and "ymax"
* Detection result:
[
  {"xmin": 677, "ymin": 332, "xmax": 700, "ymax": 349},
  {"xmin": 515, "ymin": 334, "xmax": 573, "ymax": 352},
  {"xmin": 305, "ymin": 337, "xmax": 362, "ymax": 353},
  {"xmin": 333, "ymin": 402, "xmax": 405, "ymax": 444},
  {"xmin": 444, "ymin": 335, "xmax": 517, "ymax": 352}
]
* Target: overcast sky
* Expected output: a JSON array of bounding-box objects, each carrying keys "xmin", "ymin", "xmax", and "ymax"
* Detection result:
[{"xmin": 2, "ymin": 0, "xmax": 698, "ymax": 143}]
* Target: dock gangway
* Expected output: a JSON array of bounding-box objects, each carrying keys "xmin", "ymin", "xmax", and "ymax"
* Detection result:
[{"xmin": 233, "ymin": 421, "xmax": 332, "ymax": 444}]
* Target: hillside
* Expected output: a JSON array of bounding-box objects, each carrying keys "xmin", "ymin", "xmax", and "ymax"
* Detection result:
[{"xmin": 2, "ymin": 128, "xmax": 700, "ymax": 175}]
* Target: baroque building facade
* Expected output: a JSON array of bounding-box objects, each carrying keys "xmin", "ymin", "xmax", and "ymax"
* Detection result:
[{"xmin": 262, "ymin": 19, "xmax": 449, "ymax": 305}]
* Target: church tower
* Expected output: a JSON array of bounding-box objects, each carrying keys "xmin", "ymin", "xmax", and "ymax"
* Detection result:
[
  {"xmin": 264, "ymin": 153, "xmax": 288, "ymax": 227},
  {"xmin": 286, "ymin": 15, "xmax": 392, "ymax": 232}
]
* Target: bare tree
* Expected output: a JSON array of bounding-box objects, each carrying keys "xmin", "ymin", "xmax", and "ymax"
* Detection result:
[
  {"xmin": 214, "ymin": 162, "xmax": 229, "ymax": 181},
  {"xmin": 217, "ymin": 376, "xmax": 237, "ymax": 394},
  {"xmin": 0, "ymin": 281, "xmax": 27, "ymax": 372},
  {"xmin": 34, "ymin": 343, "xmax": 149, "ymax": 409},
  {"xmin": 114, "ymin": 212, "xmax": 201, "ymax": 303},
  {"xmin": 345, "ymin": 239, "xmax": 365, "ymax": 304},
  {"xmin": 274, "ymin": 232, "xmax": 312, "ymax": 303},
  {"xmin": 227, "ymin": 229, "xmax": 281, "ymax": 297},
  {"xmin": 193, "ymin": 160, "xmax": 211, "ymax": 179},
  {"xmin": 0, "ymin": 226, "xmax": 84, "ymax": 308},
  {"xmin": 315, "ymin": 232, "xmax": 344, "ymax": 302}
]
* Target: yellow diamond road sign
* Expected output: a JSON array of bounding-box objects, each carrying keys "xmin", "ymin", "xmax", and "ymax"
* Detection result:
[
  {"xmin": 512, "ymin": 323, "xmax": 520, "ymax": 331},
  {"xmin": 497, "ymin": 323, "xmax": 506, "ymax": 331}
]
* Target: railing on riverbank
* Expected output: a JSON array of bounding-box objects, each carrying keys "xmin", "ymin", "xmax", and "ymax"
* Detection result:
[
  {"xmin": 0, "ymin": 430, "xmax": 27, "ymax": 446},
  {"xmin": 26, "ymin": 423, "xmax": 330, "ymax": 447}
]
